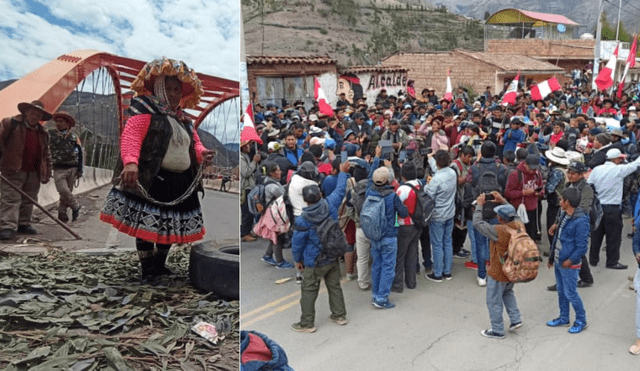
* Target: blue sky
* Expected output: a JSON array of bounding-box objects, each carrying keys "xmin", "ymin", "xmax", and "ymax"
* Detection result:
[{"xmin": 0, "ymin": 0, "xmax": 240, "ymax": 142}]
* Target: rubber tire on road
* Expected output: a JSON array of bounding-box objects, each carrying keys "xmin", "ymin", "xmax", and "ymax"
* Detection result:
[{"xmin": 189, "ymin": 241, "xmax": 239, "ymax": 300}]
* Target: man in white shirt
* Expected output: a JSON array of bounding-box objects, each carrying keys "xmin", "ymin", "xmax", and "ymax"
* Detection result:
[{"xmin": 588, "ymin": 149, "xmax": 640, "ymax": 269}]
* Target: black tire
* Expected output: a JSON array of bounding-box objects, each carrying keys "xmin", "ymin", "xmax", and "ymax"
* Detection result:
[{"xmin": 189, "ymin": 241, "xmax": 239, "ymax": 300}]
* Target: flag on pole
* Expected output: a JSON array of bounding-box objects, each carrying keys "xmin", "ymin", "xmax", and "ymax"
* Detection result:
[
  {"xmin": 617, "ymin": 35, "xmax": 637, "ymax": 98},
  {"xmin": 443, "ymin": 69, "xmax": 453, "ymax": 101},
  {"xmin": 314, "ymin": 77, "xmax": 334, "ymax": 117},
  {"xmin": 529, "ymin": 77, "xmax": 562, "ymax": 101},
  {"xmin": 240, "ymin": 102, "xmax": 263, "ymax": 144},
  {"xmin": 501, "ymin": 72, "xmax": 520, "ymax": 106},
  {"xmin": 595, "ymin": 43, "xmax": 619, "ymax": 91}
]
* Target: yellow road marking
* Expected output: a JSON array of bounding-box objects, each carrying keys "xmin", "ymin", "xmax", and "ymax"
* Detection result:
[{"xmin": 241, "ymin": 278, "xmax": 350, "ymax": 327}]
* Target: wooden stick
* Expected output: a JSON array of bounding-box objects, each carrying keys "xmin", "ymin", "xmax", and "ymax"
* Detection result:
[{"xmin": 0, "ymin": 173, "xmax": 81, "ymax": 240}]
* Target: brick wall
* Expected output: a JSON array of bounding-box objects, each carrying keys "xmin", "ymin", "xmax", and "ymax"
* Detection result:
[
  {"xmin": 487, "ymin": 39, "xmax": 595, "ymax": 58},
  {"xmin": 383, "ymin": 52, "xmax": 506, "ymax": 99}
]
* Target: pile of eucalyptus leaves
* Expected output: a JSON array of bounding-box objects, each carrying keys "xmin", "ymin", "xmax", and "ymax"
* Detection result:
[{"xmin": 0, "ymin": 247, "xmax": 239, "ymax": 371}]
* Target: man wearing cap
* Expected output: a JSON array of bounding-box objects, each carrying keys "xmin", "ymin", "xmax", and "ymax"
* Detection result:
[
  {"xmin": 576, "ymin": 98, "xmax": 594, "ymax": 118},
  {"xmin": 48, "ymin": 111, "xmax": 83, "ymax": 223},
  {"xmin": 547, "ymin": 161, "xmax": 595, "ymax": 290},
  {"xmin": 505, "ymin": 153, "xmax": 544, "ymax": 239},
  {"xmin": 609, "ymin": 128, "xmax": 627, "ymax": 152},
  {"xmin": 266, "ymin": 141, "xmax": 293, "ymax": 185},
  {"xmin": 0, "ymin": 101, "xmax": 53, "ymax": 239},
  {"xmin": 588, "ymin": 148, "xmax": 640, "ymax": 269},
  {"xmin": 473, "ymin": 192, "xmax": 524, "ymax": 339}
]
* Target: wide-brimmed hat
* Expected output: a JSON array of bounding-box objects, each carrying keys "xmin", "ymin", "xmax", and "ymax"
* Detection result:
[
  {"xmin": 610, "ymin": 128, "xmax": 628, "ymax": 139},
  {"xmin": 130, "ymin": 58, "xmax": 204, "ymax": 109},
  {"xmin": 17, "ymin": 100, "xmax": 52, "ymax": 121},
  {"xmin": 545, "ymin": 147, "xmax": 570, "ymax": 165},
  {"xmin": 52, "ymin": 111, "xmax": 76, "ymax": 127}
]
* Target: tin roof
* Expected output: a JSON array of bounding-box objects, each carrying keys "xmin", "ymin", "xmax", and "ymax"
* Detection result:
[
  {"xmin": 487, "ymin": 8, "xmax": 579, "ymax": 26},
  {"xmin": 340, "ymin": 65, "xmax": 407, "ymax": 74},
  {"xmin": 456, "ymin": 50, "xmax": 565, "ymax": 73}
]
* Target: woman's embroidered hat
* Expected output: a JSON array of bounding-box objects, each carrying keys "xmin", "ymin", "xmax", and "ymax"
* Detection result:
[{"xmin": 130, "ymin": 58, "xmax": 204, "ymax": 109}]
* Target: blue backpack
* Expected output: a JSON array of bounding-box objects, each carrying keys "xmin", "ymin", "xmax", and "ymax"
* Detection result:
[{"xmin": 360, "ymin": 194, "xmax": 387, "ymax": 240}]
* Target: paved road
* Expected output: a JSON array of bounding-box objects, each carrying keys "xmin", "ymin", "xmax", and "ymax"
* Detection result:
[
  {"xmin": 241, "ymin": 213, "xmax": 640, "ymax": 370},
  {"xmin": 0, "ymin": 185, "xmax": 238, "ymax": 253}
]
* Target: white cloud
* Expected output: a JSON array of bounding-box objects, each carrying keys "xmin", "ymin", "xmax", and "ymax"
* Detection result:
[{"xmin": 0, "ymin": 0, "xmax": 240, "ymax": 143}]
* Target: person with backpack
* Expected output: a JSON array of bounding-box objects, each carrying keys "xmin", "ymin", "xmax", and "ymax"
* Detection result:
[
  {"xmin": 543, "ymin": 147, "xmax": 569, "ymax": 247},
  {"xmin": 351, "ymin": 162, "xmax": 376, "ymax": 290},
  {"xmin": 547, "ymin": 161, "xmax": 596, "ymax": 291},
  {"xmin": 392, "ymin": 161, "xmax": 422, "ymax": 293},
  {"xmin": 362, "ymin": 166, "xmax": 408, "ymax": 309},
  {"xmin": 258, "ymin": 161, "xmax": 293, "ymax": 269},
  {"xmin": 464, "ymin": 141, "xmax": 508, "ymax": 287},
  {"xmin": 424, "ymin": 150, "xmax": 457, "ymax": 283},
  {"xmin": 472, "ymin": 192, "xmax": 524, "ymax": 339},
  {"xmin": 546, "ymin": 188, "xmax": 590, "ymax": 334},
  {"xmin": 290, "ymin": 162, "xmax": 350, "ymax": 333},
  {"xmin": 451, "ymin": 145, "xmax": 474, "ymax": 259}
]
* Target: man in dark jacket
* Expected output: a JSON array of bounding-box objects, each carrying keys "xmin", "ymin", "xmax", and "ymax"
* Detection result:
[
  {"xmin": 546, "ymin": 188, "xmax": 590, "ymax": 334},
  {"xmin": 266, "ymin": 141, "xmax": 294, "ymax": 185},
  {"xmin": 291, "ymin": 162, "xmax": 350, "ymax": 333},
  {"xmin": 0, "ymin": 100, "xmax": 53, "ymax": 240},
  {"xmin": 584, "ymin": 133, "xmax": 611, "ymax": 169}
]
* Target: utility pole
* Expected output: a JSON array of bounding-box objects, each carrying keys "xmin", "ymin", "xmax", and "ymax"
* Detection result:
[
  {"xmin": 615, "ymin": 0, "xmax": 622, "ymax": 40},
  {"xmin": 593, "ymin": 0, "xmax": 604, "ymax": 89}
]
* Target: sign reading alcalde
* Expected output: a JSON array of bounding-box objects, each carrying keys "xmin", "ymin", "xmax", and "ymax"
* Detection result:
[{"xmin": 367, "ymin": 72, "xmax": 407, "ymax": 91}]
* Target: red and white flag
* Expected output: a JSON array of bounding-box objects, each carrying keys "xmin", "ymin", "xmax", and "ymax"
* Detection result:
[
  {"xmin": 314, "ymin": 77, "xmax": 334, "ymax": 117},
  {"xmin": 617, "ymin": 35, "xmax": 637, "ymax": 98},
  {"xmin": 529, "ymin": 77, "xmax": 562, "ymax": 101},
  {"xmin": 595, "ymin": 43, "xmax": 619, "ymax": 91},
  {"xmin": 443, "ymin": 69, "xmax": 453, "ymax": 101},
  {"xmin": 240, "ymin": 102, "xmax": 263, "ymax": 144},
  {"xmin": 501, "ymin": 72, "xmax": 520, "ymax": 106}
]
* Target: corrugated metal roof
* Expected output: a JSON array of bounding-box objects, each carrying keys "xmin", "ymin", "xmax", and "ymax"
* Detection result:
[
  {"xmin": 455, "ymin": 50, "xmax": 565, "ymax": 72},
  {"xmin": 487, "ymin": 8, "xmax": 579, "ymax": 26},
  {"xmin": 247, "ymin": 55, "xmax": 337, "ymax": 65},
  {"xmin": 340, "ymin": 65, "xmax": 407, "ymax": 74}
]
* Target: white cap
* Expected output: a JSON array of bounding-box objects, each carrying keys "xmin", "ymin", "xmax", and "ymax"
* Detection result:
[
  {"xmin": 309, "ymin": 137, "xmax": 325, "ymax": 146},
  {"xmin": 606, "ymin": 148, "xmax": 627, "ymax": 160},
  {"xmin": 309, "ymin": 114, "xmax": 318, "ymax": 122},
  {"xmin": 268, "ymin": 141, "xmax": 281, "ymax": 152}
]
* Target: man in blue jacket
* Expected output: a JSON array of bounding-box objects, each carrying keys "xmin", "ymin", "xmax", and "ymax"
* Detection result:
[
  {"xmin": 547, "ymin": 187, "xmax": 590, "ymax": 334},
  {"xmin": 365, "ymin": 166, "xmax": 408, "ymax": 309},
  {"xmin": 291, "ymin": 161, "xmax": 351, "ymax": 333}
]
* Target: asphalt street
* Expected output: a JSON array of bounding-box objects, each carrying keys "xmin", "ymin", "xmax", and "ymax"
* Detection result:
[{"xmin": 241, "ymin": 212, "xmax": 640, "ymax": 371}]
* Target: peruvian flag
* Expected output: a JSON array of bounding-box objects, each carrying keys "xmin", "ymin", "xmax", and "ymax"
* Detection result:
[
  {"xmin": 443, "ymin": 69, "xmax": 453, "ymax": 101},
  {"xmin": 314, "ymin": 77, "xmax": 334, "ymax": 117},
  {"xmin": 501, "ymin": 72, "xmax": 520, "ymax": 106},
  {"xmin": 595, "ymin": 43, "xmax": 619, "ymax": 91},
  {"xmin": 529, "ymin": 77, "xmax": 562, "ymax": 101},
  {"xmin": 617, "ymin": 35, "xmax": 637, "ymax": 98},
  {"xmin": 240, "ymin": 102, "xmax": 263, "ymax": 144}
]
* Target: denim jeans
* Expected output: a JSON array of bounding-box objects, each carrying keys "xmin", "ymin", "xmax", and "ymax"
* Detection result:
[
  {"xmin": 554, "ymin": 263, "xmax": 586, "ymax": 324},
  {"xmin": 370, "ymin": 236, "xmax": 397, "ymax": 303},
  {"xmin": 429, "ymin": 218, "xmax": 454, "ymax": 277},
  {"xmin": 634, "ymin": 267, "xmax": 640, "ymax": 338},
  {"xmin": 486, "ymin": 276, "xmax": 521, "ymax": 335},
  {"xmin": 467, "ymin": 219, "xmax": 477, "ymax": 263},
  {"xmin": 474, "ymin": 227, "xmax": 488, "ymax": 279}
]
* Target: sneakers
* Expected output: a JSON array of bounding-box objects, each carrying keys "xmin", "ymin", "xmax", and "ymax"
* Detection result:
[
  {"xmin": 276, "ymin": 260, "xmax": 294, "ymax": 269},
  {"xmin": 426, "ymin": 273, "xmax": 443, "ymax": 283},
  {"xmin": 464, "ymin": 261, "xmax": 478, "ymax": 270},
  {"xmin": 330, "ymin": 316, "xmax": 348, "ymax": 325},
  {"xmin": 0, "ymin": 229, "xmax": 14, "ymax": 240},
  {"xmin": 296, "ymin": 276, "xmax": 303, "ymax": 285},
  {"xmin": 454, "ymin": 249, "xmax": 470, "ymax": 259},
  {"xmin": 577, "ymin": 280, "xmax": 593, "ymax": 288},
  {"xmin": 291, "ymin": 322, "xmax": 316, "ymax": 333},
  {"xmin": 477, "ymin": 277, "xmax": 487, "ymax": 287},
  {"xmin": 359, "ymin": 283, "xmax": 371, "ymax": 290},
  {"xmin": 372, "ymin": 299, "xmax": 396, "ymax": 309},
  {"xmin": 546, "ymin": 318, "xmax": 571, "ymax": 327},
  {"xmin": 480, "ymin": 329, "xmax": 505, "ymax": 339},
  {"xmin": 261, "ymin": 255, "xmax": 277, "ymax": 266},
  {"xmin": 71, "ymin": 206, "xmax": 81, "ymax": 222},
  {"xmin": 547, "ymin": 284, "xmax": 557, "ymax": 291},
  {"xmin": 346, "ymin": 273, "xmax": 357, "ymax": 281},
  {"xmin": 17, "ymin": 225, "xmax": 37, "ymax": 234},
  {"xmin": 568, "ymin": 321, "xmax": 588, "ymax": 334},
  {"xmin": 443, "ymin": 273, "xmax": 452, "ymax": 281},
  {"xmin": 508, "ymin": 322, "xmax": 523, "ymax": 331}
]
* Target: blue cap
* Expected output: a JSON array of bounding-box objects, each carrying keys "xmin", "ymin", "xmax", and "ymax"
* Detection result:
[
  {"xmin": 343, "ymin": 143, "xmax": 360, "ymax": 156},
  {"xmin": 325, "ymin": 137, "xmax": 336, "ymax": 150},
  {"xmin": 494, "ymin": 204, "xmax": 516, "ymax": 220},
  {"xmin": 343, "ymin": 129, "xmax": 355, "ymax": 139},
  {"xmin": 589, "ymin": 128, "xmax": 602, "ymax": 135},
  {"xmin": 435, "ymin": 105, "xmax": 442, "ymax": 110}
]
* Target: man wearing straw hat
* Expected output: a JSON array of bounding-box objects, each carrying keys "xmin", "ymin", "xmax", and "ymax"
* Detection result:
[
  {"xmin": 48, "ymin": 111, "xmax": 83, "ymax": 223},
  {"xmin": 0, "ymin": 100, "xmax": 53, "ymax": 240}
]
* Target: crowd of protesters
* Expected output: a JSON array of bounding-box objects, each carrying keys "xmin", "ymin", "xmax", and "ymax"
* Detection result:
[{"xmin": 240, "ymin": 81, "xmax": 640, "ymax": 352}]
